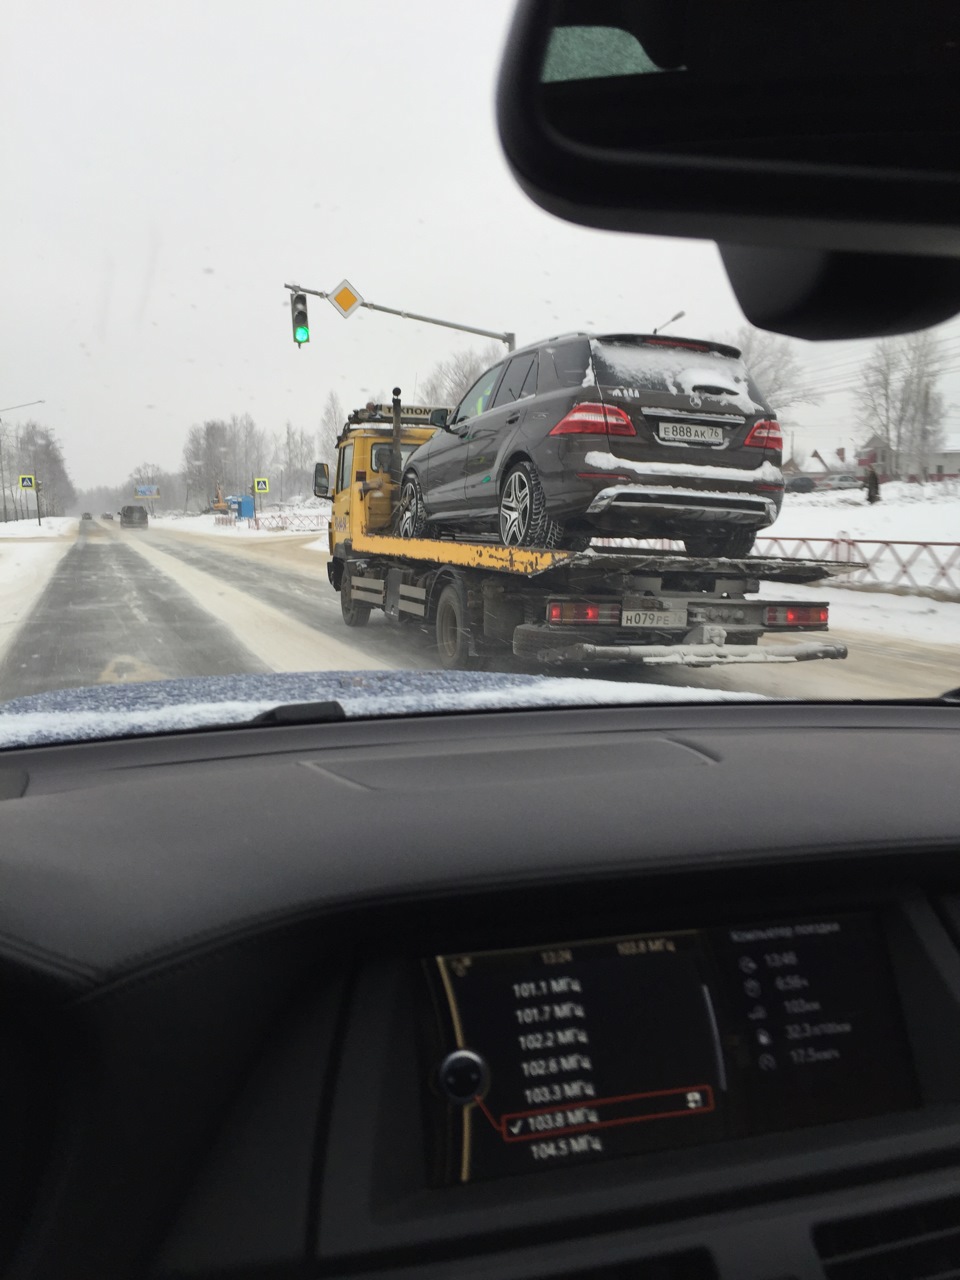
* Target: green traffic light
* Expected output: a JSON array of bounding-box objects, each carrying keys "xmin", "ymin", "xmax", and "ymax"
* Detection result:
[{"xmin": 294, "ymin": 324, "xmax": 309, "ymax": 344}]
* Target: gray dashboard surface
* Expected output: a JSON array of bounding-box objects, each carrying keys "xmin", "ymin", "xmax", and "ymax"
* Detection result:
[{"xmin": 0, "ymin": 703, "xmax": 957, "ymax": 981}]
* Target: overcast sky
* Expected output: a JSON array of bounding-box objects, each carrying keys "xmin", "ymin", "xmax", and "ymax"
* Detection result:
[{"xmin": 4, "ymin": 0, "xmax": 959, "ymax": 490}]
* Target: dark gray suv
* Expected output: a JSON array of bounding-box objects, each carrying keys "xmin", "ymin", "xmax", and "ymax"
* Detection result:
[
  {"xmin": 399, "ymin": 332, "xmax": 784, "ymax": 556},
  {"xmin": 120, "ymin": 504, "xmax": 148, "ymax": 528}
]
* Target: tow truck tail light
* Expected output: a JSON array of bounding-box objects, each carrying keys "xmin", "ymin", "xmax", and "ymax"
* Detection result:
[
  {"xmin": 764, "ymin": 605, "xmax": 829, "ymax": 627},
  {"xmin": 549, "ymin": 403, "xmax": 636, "ymax": 436},
  {"xmin": 744, "ymin": 419, "xmax": 783, "ymax": 449},
  {"xmin": 547, "ymin": 600, "xmax": 620, "ymax": 624}
]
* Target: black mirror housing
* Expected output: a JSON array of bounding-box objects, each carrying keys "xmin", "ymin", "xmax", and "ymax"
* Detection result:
[{"xmin": 314, "ymin": 463, "xmax": 330, "ymax": 498}]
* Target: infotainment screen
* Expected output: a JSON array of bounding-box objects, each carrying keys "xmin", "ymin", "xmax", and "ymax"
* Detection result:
[{"xmin": 420, "ymin": 913, "xmax": 917, "ymax": 1183}]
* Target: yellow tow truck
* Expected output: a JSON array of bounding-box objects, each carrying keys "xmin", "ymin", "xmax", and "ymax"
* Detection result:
[{"xmin": 315, "ymin": 397, "xmax": 854, "ymax": 671}]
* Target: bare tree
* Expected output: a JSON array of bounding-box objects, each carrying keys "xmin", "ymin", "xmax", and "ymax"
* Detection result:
[
  {"xmin": 418, "ymin": 343, "xmax": 504, "ymax": 408},
  {"xmin": 728, "ymin": 325, "xmax": 821, "ymax": 415},
  {"xmin": 1, "ymin": 421, "xmax": 76, "ymax": 517},
  {"xmin": 318, "ymin": 391, "xmax": 344, "ymax": 466},
  {"xmin": 856, "ymin": 333, "xmax": 944, "ymax": 478}
]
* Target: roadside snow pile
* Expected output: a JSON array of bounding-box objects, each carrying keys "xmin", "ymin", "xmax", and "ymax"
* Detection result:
[
  {"xmin": 149, "ymin": 507, "xmax": 328, "ymax": 538},
  {"xmin": 0, "ymin": 516, "xmax": 75, "ymax": 539},
  {"xmin": 757, "ymin": 581, "xmax": 960, "ymax": 648},
  {"xmin": 770, "ymin": 482, "xmax": 960, "ymax": 543}
]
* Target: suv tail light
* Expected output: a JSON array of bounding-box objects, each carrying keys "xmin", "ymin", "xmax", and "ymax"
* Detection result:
[
  {"xmin": 547, "ymin": 600, "xmax": 620, "ymax": 624},
  {"xmin": 549, "ymin": 402, "xmax": 636, "ymax": 436},
  {"xmin": 764, "ymin": 605, "xmax": 828, "ymax": 627},
  {"xmin": 744, "ymin": 419, "xmax": 783, "ymax": 449}
]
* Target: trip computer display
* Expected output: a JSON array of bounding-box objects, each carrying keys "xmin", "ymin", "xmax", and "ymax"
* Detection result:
[{"xmin": 421, "ymin": 913, "xmax": 917, "ymax": 1183}]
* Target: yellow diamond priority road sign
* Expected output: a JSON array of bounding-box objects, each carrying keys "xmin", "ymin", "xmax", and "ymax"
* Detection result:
[{"xmin": 328, "ymin": 279, "xmax": 363, "ymax": 318}]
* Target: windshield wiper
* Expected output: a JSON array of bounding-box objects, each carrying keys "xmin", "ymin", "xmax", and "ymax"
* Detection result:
[{"xmin": 245, "ymin": 700, "xmax": 347, "ymax": 727}]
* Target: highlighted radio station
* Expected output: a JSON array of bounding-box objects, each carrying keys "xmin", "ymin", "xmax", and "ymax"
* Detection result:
[{"xmin": 476, "ymin": 1084, "xmax": 715, "ymax": 1144}]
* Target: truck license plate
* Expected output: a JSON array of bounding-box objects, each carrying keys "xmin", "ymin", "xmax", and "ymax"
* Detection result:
[
  {"xmin": 658, "ymin": 423, "xmax": 724, "ymax": 444},
  {"xmin": 622, "ymin": 609, "xmax": 687, "ymax": 628}
]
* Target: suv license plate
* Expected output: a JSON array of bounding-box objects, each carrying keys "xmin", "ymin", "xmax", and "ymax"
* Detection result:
[
  {"xmin": 622, "ymin": 609, "xmax": 688, "ymax": 628},
  {"xmin": 658, "ymin": 423, "xmax": 724, "ymax": 444}
]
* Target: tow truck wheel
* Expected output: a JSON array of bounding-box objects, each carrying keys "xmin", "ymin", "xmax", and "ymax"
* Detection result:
[
  {"xmin": 398, "ymin": 473, "xmax": 427, "ymax": 539},
  {"xmin": 340, "ymin": 575, "xmax": 372, "ymax": 627},
  {"xmin": 435, "ymin": 582, "xmax": 480, "ymax": 670},
  {"xmin": 499, "ymin": 460, "xmax": 562, "ymax": 548},
  {"xmin": 683, "ymin": 527, "xmax": 757, "ymax": 559}
]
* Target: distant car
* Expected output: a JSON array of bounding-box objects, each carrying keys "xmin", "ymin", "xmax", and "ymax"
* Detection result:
[
  {"xmin": 399, "ymin": 331, "xmax": 784, "ymax": 557},
  {"xmin": 81, "ymin": 512, "xmax": 93, "ymax": 520},
  {"xmin": 785, "ymin": 475, "xmax": 816, "ymax": 493},
  {"xmin": 120, "ymin": 504, "xmax": 148, "ymax": 527},
  {"xmin": 817, "ymin": 474, "xmax": 862, "ymax": 491},
  {"xmin": 101, "ymin": 512, "xmax": 114, "ymax": 520}
]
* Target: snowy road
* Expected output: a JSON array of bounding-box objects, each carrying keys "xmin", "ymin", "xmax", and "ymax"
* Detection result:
[{"xmin": 0, "ymin": 516, "xmax": 956, "ymax": 702}]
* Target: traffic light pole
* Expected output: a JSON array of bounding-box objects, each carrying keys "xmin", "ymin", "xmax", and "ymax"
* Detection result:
[{"xmin": 284, "ymin": 284, "xmax": 515, "ymax": 351}]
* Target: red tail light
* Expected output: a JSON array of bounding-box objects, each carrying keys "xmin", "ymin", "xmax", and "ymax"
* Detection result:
[
  {"xmin": 744, "ymin": 419, "xmax": 783, "ymax": 449},
  {"xmin": 549, "ymin": 402, "xmax": 636, "ymax": 437},
  {"xmin": 764, "ymin": 605, "xmax": 828, "ymax": 627},
  {"xmin": 547, "ymin": 600, "xmax": 620, "ymax": 625}
]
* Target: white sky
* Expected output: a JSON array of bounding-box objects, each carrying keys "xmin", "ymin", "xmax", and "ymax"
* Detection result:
[{"xmin": 4, "ymin": 0, "xmax": 960, "ymax": 489}]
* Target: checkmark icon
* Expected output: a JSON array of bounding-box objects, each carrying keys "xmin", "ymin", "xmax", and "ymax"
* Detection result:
[{"xmin": 508, "ymin": 1119, "xmax": 524, "ymax": 1135}]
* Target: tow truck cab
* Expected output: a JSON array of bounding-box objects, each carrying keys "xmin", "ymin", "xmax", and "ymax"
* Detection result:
[{"xmin": 314, "ymin": 403, "xmax": 447, "ymax": 581}]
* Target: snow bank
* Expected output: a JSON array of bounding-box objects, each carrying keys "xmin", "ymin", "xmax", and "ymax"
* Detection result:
[
  {"xmin": 0, "ymin": 515, "xmax": 75, "ymax": 539},
  {"xmin": 771, "ymin": 482, "xmax": 960, "ymax": 543},
  {"xmin": 149, "ymin": 509, "xmax": 328, "ymax": 538}
]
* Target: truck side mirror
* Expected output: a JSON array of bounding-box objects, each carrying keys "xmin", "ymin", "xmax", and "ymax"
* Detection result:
[
  {"xmin": 429, "ymin": 408, "xmax": 450, "ymax": 429},
  {"xmin": 314, "ymin": 463, "xmax": 330, "ymax": 498}
]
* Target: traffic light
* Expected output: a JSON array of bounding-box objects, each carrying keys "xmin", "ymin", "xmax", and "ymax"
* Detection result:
[{"xmin": 290, "ymin": 292, "xmax": 310, "ymax": 346}]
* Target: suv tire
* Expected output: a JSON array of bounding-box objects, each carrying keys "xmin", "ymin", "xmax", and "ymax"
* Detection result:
[{"xmin": 499, "ymin": 460, "xmax": 562, "ymax": 548}]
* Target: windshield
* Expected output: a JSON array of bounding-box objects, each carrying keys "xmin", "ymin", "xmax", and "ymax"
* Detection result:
[{"xmin": 1, "ymin": 1, "xmax": 958, "ymax": 744}]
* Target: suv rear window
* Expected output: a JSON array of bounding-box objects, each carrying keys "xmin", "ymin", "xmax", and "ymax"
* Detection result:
[{"xmin": 590, "ymin": 338, "xmax": 769, "ymax": 413}]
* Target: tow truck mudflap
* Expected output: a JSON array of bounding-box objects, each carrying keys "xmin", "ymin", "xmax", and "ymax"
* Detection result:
[{"xmin": 539, "ymin": 641, "xmax": 849, "ymax": 667}]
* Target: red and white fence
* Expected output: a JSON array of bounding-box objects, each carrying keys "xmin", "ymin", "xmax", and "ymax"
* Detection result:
[
  {"xmin": 593, "ymin": 535, "xmax": 960, "ymax": 597},
  {"xmin": 254, "ymin": 512, "xmax": 328, "ymax": 532}
]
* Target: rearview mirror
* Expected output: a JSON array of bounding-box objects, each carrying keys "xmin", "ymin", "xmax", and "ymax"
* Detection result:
[
  {"xmin": 313, "ymin": 463, "xmax": 330, "ymax": 498},
  {"xmin": 497, "ymin": 0, "xmax": 960, "ymax": 338},
  {"xmin": 429, "ymin": 408, "xmax": 450, "ymax": 429}
]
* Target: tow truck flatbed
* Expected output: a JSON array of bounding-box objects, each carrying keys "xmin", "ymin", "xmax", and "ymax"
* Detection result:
[
  {"xmin": 349, "ymin": 525, "xmax": 854, "ymax": 586},
  {"xmin": 315, "ymin": 402, "xmax": 860, "ymax": 671}
]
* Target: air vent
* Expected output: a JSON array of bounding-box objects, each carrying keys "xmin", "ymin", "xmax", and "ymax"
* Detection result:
[
  {"xmin": 551, "ymin": 1250, "xmax": 717, "ymax": 1280},
  {"xmin": 815, "ymin": 1193, "xmax": 960, "ymax": 1279}
]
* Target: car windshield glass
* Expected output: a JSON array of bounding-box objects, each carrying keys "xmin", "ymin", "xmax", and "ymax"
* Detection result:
[{"xmin": 1, "ymin": 1, "xmax": 958, "ymax": 746}]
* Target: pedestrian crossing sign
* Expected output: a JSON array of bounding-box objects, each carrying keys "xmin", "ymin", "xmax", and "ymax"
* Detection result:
[
  {"xmin": 19, "ymin": 474, "xmax": 35, "ymax": 490},
  {"xmin": 254, "ymin": 477, "xmax": 269, "ymax": 493}
]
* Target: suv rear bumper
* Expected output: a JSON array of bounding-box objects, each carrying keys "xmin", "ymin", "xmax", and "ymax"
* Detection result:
[{"xmin": 585, "ymin": 483, "xmax": 779, "ymax": 527}]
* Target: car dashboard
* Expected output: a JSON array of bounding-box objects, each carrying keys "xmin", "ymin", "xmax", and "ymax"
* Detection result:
[{"xmin": 1, "ymin": 701, "xmax": 960, "ymax": 1280}]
